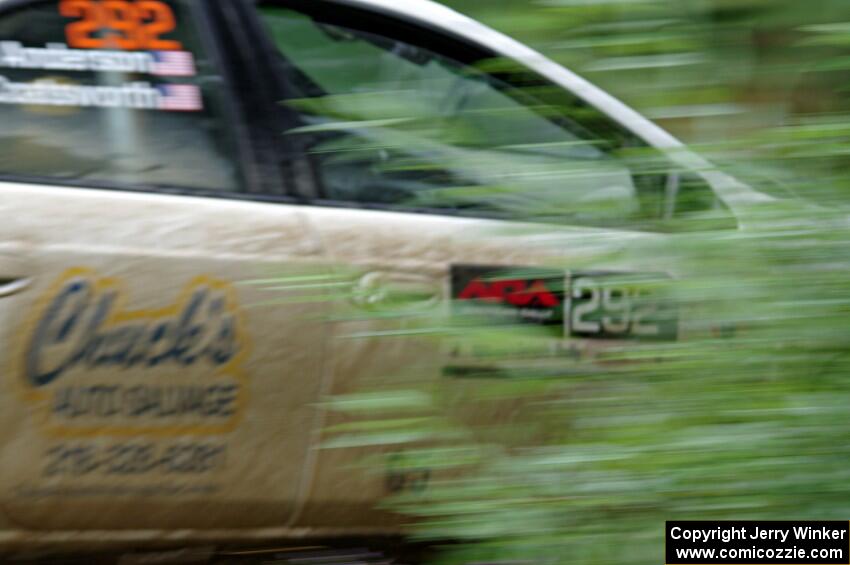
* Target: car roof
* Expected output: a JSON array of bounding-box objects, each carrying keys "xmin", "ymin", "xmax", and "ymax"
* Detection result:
[{"xmin": 332, "ymin": 0, "xmax": 679, "ymax": 149}]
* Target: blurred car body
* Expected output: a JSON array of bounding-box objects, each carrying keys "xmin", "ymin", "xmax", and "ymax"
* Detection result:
[{"xmin": 0, "ymin": 0, "xmax": 765, "ymax": 552}]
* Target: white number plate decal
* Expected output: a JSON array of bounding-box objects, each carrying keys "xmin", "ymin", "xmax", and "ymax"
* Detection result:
[
  {"xmin": 450, "ymin": 266, "xmax": 677, "ymax": 341},
  {"xmin": 567, "ymin": 272, "xmax": 678, "ymax": 341}
]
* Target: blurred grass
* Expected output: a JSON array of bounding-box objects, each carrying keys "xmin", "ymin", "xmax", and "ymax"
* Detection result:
[
  {"xmin": 259, "ymin": 1, "xmax": 850, "ymax": 563},
  {"xmin": 319, "ymin": 200, "xmax": 850, "ymax": 565},
  {"xmin": 441, "ymin": 0, "xmax": 850, "ymax": 206}
]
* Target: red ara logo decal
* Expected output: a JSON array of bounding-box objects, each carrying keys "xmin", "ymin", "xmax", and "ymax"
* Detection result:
[{"xmin": 458, "ymin": 278, "xmax": 559, "ymax": 308}]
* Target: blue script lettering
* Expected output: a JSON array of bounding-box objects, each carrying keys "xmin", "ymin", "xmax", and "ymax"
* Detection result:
[{"xmin": 26, "ymin": 277, "xmax": 239, "ymax": 387}]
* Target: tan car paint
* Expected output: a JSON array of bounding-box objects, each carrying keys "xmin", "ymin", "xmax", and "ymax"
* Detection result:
[
  {"xmin": 0, "ymin": 181, "xmax": 331, "ymax": 545},
  {"xmin": 0, "ymin": 182, "xmax": 680, "ymax": 549},
  {"xmin": 292, "ymin": 205, "xmax": 663, "ymax": 530}
]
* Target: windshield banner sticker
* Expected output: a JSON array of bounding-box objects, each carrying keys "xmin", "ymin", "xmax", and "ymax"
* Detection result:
[{"xmin": 17, "ymin": 267, "xmax": 250, "ymax": 437}]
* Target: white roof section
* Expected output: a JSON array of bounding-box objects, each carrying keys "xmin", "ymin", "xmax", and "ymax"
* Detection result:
[{"xmin": 334, "ymin": 0, "xmax": 677, "ymax": 148}]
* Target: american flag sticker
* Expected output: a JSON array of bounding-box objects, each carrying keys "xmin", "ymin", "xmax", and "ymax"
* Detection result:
[
  {"xmin": 151, "ymin": 50, "xmax": 196, "ymax": 77},
  {"xmin": 157, "ymin": 84, "xmax": 203, "ymax": 112}
]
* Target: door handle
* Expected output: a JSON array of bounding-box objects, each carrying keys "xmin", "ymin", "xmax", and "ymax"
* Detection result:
[
  {"xmin": 351, "ymin": 272, "xmax": 441, "ymax": 310},
  {"xmin": 0, "ymin": 277, "xmax": 31, "ymax": 297}
]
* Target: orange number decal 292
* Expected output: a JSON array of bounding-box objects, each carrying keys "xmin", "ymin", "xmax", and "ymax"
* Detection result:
[{"xmin": 59, "ymin": 0, "xmax": 184, "ymax": 51}]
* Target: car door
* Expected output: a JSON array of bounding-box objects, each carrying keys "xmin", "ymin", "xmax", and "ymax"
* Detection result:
[
  {"xmin": 0, "ymin": 0, "xmax": 329, "ymax": 536},
  {"xmin": 237, "ymin": 0, "xmax": 736, "ymax": 530}
]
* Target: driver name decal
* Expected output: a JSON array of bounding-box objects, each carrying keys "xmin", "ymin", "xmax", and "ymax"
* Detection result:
[{"xmin": 0, "ymin": 41, "xmax": 196, "ymax": 76}]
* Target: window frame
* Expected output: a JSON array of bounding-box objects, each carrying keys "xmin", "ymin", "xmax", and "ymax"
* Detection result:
[
  {"xmin": 248, "ymin": 0, "xmax": 615, "ymax": 218},
  {"xmin": 241, "ymin": 0, "xmax": 729, "ymax": 231},
  {"xmin": 0, "ymin": 0, "xmax": 265, "ymax": 201}
]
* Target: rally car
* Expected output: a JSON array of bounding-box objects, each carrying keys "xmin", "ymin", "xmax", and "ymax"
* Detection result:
[{"xmin": 0, "ymin": 0, "xmax": 767, "ymax": 553}]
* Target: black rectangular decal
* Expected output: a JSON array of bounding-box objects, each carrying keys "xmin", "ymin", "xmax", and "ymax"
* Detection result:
[
  {"xmin": 451, "ymin": 264, "xmax": 565, "ymax": 335},
  {"xmin": 451, "ymin": 265, "xmax": 678, "ymax": 341}
]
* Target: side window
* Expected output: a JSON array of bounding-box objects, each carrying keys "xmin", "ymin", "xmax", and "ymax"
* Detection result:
[
  {"xmin": 0, "ymin": 0, "xmax": 242, "ymax": 192},
  {"xmin": 255, "ymin": 4, "xmax": 733, "ymax": 231}
]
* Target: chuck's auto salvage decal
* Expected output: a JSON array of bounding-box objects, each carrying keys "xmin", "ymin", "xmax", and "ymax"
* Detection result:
[{"xmin": 17, "ymin": 267, "xmax": 250, "ymax": 437}]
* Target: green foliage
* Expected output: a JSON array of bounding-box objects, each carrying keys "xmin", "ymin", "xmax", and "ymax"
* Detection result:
[
  {"xmin": 316, "ymin": 202, "xmax": 850, "ymax": 565},
  {"xmin": 263, "ymin": 2, "xmax": 850, "ymax": 563}
]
